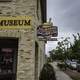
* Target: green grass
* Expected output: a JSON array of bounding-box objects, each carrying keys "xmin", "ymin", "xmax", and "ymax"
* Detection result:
[{"xmin": 70, "ymin": 76, "xmax": 80, "ymax": 80}]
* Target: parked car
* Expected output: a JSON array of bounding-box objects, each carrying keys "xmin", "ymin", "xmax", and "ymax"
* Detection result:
[
  {"xmin": 69, "ymin": 61, "xmax": 77, "ymax": 70},
  {"xmin": 65, "ymin": 60, "xmax": 71, "ymax": 66},
  {"xmin": 65, "ymin": 59, "xmax": 77, "ymax": 70},
  {"xmin": 77, "ymin": 61, "xmax": 80, "ymax": 72}
]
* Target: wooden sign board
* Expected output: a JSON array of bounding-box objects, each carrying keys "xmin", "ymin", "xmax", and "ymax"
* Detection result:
[{"xmin": 37, "ymin": 25, "xmax": 58, "ymax": 38}]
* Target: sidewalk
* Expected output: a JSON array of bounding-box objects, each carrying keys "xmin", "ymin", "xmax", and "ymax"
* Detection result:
[{"xmin": 50, "ymin": 62, "xmax": 73, "ymax": 80}]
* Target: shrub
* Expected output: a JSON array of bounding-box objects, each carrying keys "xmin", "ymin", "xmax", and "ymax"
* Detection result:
[{"xmin": 39, "ymin": 63, "xmax": 56, "ymax": 80}]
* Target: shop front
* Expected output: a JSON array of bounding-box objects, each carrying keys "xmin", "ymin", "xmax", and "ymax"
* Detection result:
[{"xmin": 0, "ymin": 16, "xmax": 34, "ymax": 80}]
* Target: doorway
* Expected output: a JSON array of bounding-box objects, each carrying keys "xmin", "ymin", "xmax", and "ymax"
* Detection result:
[
  {"xmin": 35, "ymin": 42, "xmax": 39, "ymax": 80},
  {"xmin": 0, "ymin": 37, "xmax": 18, "ymax": 80}
]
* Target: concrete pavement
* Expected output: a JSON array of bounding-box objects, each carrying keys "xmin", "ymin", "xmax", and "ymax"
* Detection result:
[{"xmin": 50, "ymin": 62, "xmax": 73, "ymax": 80}]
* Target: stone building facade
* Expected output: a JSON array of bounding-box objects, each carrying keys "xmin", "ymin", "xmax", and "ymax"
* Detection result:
[{"xmin": 0, "ymin": 0, "xmax": 46, "ymax": 80}]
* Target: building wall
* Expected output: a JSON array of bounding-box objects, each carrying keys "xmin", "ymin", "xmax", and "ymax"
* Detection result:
[
  {"xmin": 35, "ymin": 0, "xmax": 46, "ymax": 79},
  {"xmin": 0, "ymin": 0, "xmax": 46, "ymax": 80},
  {"xmin": 38, "ymin": 41, "xmax": 45, "ymax": 78}
]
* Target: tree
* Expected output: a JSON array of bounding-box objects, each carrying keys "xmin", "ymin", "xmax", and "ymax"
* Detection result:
[
  {"xmin": 49, "ymin": 37, "xmax": 71, "ymax": 61},
  {"xmin": 70, "ymin": 33, "xmax": 80, "ymax": 60},
  {"xmin": 48, "ymin": 33, "xmax": 80, "ymax": 62}
]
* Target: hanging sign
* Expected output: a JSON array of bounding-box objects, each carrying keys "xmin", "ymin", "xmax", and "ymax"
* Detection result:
[
  {"xmin": 0, "ymin": 16, "xmax": 32, "ymax": 29},
  {"xmin": 37, "ymin": 24, "xmax": 58, "ymax": 41}
]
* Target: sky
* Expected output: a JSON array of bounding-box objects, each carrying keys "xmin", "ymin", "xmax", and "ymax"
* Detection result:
[{"xmin": 45, "ymin": 0, "xmax": 80, "ymax": 55}]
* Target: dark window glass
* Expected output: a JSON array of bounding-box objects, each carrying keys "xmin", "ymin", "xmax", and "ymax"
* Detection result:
[
  {"xmin": 0, "ymin": 48, "xmax": 14, "ymax": 74},
  {"xmin": 0, "ymin": 0, "xmax": 12, "ymax": 2},
  {"xmin": 0, "ymin": 38, "xmax": 18, "ymax": 80}
]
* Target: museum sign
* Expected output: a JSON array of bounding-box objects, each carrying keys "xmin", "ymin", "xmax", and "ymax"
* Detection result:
[{"xmin": 0, "ymin": 16, "xmax": 32, "ymax": 29}]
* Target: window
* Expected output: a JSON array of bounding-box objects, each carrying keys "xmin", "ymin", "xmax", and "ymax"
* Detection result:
[
  {"xmin": 0, "ymin": 0, "xmax": 12, "ymax": 2},
  {"xmin": 0, "ymin": 38, "xmax": 18, "ymax": 80}
]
